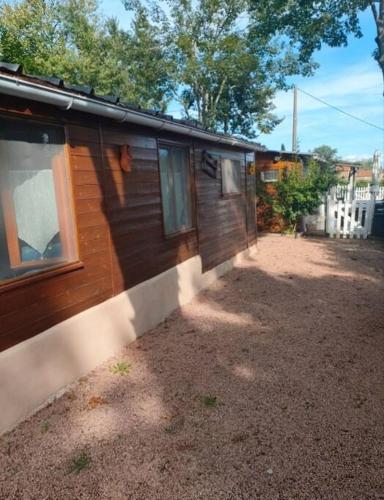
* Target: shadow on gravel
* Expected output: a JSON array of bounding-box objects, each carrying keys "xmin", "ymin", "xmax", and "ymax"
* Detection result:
[{"xmin": 1, "ymin": 237, "xmax": 383, "ymax": 499}]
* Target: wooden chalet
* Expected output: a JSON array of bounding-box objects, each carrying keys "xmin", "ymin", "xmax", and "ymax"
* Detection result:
[{"xmin": 0, "ymin": 63, "xmax": 263, "ymax": 432}]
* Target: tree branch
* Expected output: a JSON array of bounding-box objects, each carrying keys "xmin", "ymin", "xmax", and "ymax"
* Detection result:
[
  {"xmin": 371, "ymin": 1, "xmax": 379, "ymax": 23},
  {"xmin": 213, "ymin": 76, "xmax": 228, "ymax": 109},
  {"xmin": 370, "ymin": 1, "xmax": 384, "ymax": 86}
]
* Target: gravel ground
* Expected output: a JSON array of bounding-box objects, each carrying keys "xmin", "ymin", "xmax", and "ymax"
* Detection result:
[{"xmin": 1, "ymin": 235, "xmax": 384, "ymax": 500}]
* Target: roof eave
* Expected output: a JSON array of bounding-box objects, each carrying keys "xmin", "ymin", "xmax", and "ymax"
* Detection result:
[{"xmin": 0, "ymin": 72, "xmax": 265, "ymax": 153}]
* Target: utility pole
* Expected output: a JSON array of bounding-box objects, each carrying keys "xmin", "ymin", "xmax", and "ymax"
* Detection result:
[
  {"xmin": 292, "ymin": 85, "xmax": 298, "ymax": 154},
  {"xmin": 371, "ymin": 150, "xmax": 382, "ymax": 200},
  {"xmin": 372, "ymin": 150, "xmax": 381, "ymax": 186}
]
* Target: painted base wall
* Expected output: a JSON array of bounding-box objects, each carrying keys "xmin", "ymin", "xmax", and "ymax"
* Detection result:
[{"xmin": 0, "ymin": 245, "xmax": 257, "ymax": 434}]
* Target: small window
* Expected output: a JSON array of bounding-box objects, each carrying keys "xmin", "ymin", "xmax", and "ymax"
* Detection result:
[
  {"xmin": 222, "ymin": 158, "xmax": 241, "ymax": 195},
  {"xmin": 0, "ymin": 118, "xmax": 77, "ymax": 284},
  {"xmin": 159, "ymin": 144, "xmax": 193, "ymax": 235},
  {"xmin": 261, "ymin": 170, "xmax": 279, "ymax": 182}
]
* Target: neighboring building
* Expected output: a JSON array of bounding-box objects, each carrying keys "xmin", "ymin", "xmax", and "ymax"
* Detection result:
[
  {"xmin": 255, "ymin": 150, "xmax": 314, "ymax": 232},
  {"xmin": 335, "ymin": 163, "xmax": 352, "ymax": 182},
  {"xmin": 335, "ymin": 163, "xmax": 378, "ymax": 184},
  {"xmin": 356, "ymin": 169, "xmax": 374, "ymax": 183},
  {"xmin": 0, "ymin": 63, "xmax": 262, "ymax": 432}
]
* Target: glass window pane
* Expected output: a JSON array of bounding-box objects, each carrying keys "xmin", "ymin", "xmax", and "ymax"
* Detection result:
[
  {"xmin": 171, "ymin": 148, "xmax": 192, "ymax": 230},
  {"xmin": 261, "ymin": 170, "xmax": 279, "ymax": 182},
  {"xmin": 222, "ymin": 159, "xmax": 241, "ymax": 194},
  {"xmin": 0, "ymin": 212, "xmax": 9, "ymax": 280},
  {"xmin": 159, "ymin": 148, "xmax": 176, "ymax": 234},
  {"xmin": 159, "ymin": 145, "xmax": 192, "ymax": 235},
  {"xmin": 0, "ymin": 118, "xmax": 75, "ymax": 283}
]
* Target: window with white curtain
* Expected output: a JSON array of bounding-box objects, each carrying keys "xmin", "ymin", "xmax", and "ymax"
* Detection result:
[{"xmin": 0, "ymin": 117, "xmax": 77, "ymax": 284}]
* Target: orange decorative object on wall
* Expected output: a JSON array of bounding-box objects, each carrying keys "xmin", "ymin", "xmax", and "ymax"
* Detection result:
[
  {"xmin": 120, "ymin": 144, "xmax": 133, "ymax": 173},
  {"xmin": 247, "ymin": 162, "xmax": 256, "ymax": 175}
]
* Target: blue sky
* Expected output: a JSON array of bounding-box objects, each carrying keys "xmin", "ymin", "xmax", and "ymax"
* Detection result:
[
  {"xmin": 259, "ymin": 10, "xmax": 384, "ymax": 161},
  {"xmin": 100, "ymin": 2, "xmax": 383, "ymax": 160}
]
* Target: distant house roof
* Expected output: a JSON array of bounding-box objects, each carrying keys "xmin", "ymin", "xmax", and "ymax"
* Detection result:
[
  {"xmin": 335, "ymin": 162, "xmax": 359, "ymax": 171},
  {"xmin": 0, "ymin": 62, "xmax": 266, "ymax": 152},
  {"xmin": 356, "ymin": 169, "xmax": 373, "ymax": 179},
  {"xmin": 335, "ymin": 163, "xmax": 377, "ymax": 182},
  {"xmin": 335, "ymin": 164, "xmax": 351, "ymax": 170}
]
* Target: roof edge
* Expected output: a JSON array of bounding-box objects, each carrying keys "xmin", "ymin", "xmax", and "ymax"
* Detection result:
[{"xmin": 0, "ymin": 72, "xmax": 266, "ymax": 152}]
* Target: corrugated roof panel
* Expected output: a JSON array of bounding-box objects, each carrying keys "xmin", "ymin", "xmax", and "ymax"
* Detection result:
[{"xmin": 0, "ymin": 62, "xmax": 22, "ymax": 73}]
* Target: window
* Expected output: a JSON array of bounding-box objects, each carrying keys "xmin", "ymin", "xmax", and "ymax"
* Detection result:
[
  {"xmin": 260, "ymin": 170, "xmax": 279, "ymax": 182},
  {"xmin": 159, "ymin": 145, "xmax": 193, "ymax": 235},
  {"xmin": 0, "ymin": 117, "xmax": 77, "ymax": 284},
  {"xmin": 222, "ymin": 158, "xmax": 241, "ymax": 195}
]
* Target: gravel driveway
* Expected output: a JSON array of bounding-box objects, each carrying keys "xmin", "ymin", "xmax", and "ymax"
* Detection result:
[{"xmin": 1, "ymin": 235, "xmax": 383, "ymax": 499}]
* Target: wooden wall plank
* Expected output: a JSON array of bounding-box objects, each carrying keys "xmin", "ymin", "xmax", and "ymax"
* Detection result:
[
  {"xmin": 0, "ymin": 97, "xmax": 256, "ymax": 353},
  {"xmin": 195, "ymin": 145, "xmax": 249, "ymax": 271}
]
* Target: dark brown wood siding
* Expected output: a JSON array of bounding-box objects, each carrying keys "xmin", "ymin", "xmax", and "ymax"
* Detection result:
[
  {"xmin": 195, "ymin": 146, "xmax": 249, "ymax": 272},
  {"xmin": 99, "ymin": 127, "xmax": 198, "ymax": 295},
  {"xmin": 0, "ymin": 95, "xmax": 255, "ymax": 352}
]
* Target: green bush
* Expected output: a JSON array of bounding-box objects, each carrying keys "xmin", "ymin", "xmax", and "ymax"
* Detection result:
[
  {"xmin": 356, "ymin": 180, "xmax": 369, "ymax": 188},
  {"xmin": 273, "ymin": 160, "xmax": 336, "ymax": 233}
]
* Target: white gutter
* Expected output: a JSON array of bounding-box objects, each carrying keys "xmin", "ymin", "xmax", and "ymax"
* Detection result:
[{"xmin": 0, "ymin": 73, "xmax": 264, "ymax": 152}]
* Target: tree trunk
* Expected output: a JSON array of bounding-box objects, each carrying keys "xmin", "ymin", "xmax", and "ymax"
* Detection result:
[{"xmin": 371, "ymin": 1, "xmax": 384, "ymax": 87}]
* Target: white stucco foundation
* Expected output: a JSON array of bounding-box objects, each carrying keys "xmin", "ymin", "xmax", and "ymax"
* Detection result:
[{"xmin": 0, "ymin": 245, "xmax": 257, "ymax": 434}]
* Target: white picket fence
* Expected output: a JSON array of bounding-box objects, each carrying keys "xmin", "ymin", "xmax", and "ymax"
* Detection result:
[
  {"xmin": 335, "ymin": 185, "xmax": 384, "ymax": 201},
  {"xmin": 326, "ymin": 185, "xmax": 377, "ymax": 239}
]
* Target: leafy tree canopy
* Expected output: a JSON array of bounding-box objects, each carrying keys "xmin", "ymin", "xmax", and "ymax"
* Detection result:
[
  {"xmin": 0, "ymin": 0, "xmax": 173, "ymax": 109},
  {"xmin": 359, "ymin": 157, "xmax": 374, "ymax": 168},
  {"xmin": 312, "ymin": 145, "xmax": 339, "ymax": 166},
  {"xmin": 3, "ymin": 0, "xmax": 379, "ymax": 138},
  {"xmin": 248, "ymin": 1, "xmax": 384, "ymax": 85},
  {"xmin": 123, "ymin": 0, "xmax": 316, "ymax": 137}
]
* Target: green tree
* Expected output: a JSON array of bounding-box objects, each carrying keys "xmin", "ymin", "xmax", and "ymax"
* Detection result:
[
  {"xmin": 273, "ymin": 161, "xmax": 336, "ymax": 233},
  {"xmin": 312, "ymin": 145, "xmax": 339, "ymax": 170},
  {"xmin": 0, "ymin": 0, "xmax": 173, "ymax": 108},
  {"xmin": 0, "ymin": 0, "xmax": 69, "ymax": 76},
  {"xmin": 359, "ymin": 157, "xmax": 374, "ymax": 169},
  {"xmin": 124, "ymin": 0, "xmax": 315, "ymax": 137},
  {"xmin": 248, "ymin": 1, "xmax": 384, "ymax": 86},
  {"xmin": 356, "ymin": 179, "xmax": 370, "ymax": 187},
  {"xmin": 120, "ymin": 5, "xmax": 174, "ymax": 109}
]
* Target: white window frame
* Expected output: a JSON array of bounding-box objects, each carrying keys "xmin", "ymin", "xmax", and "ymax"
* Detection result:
[{"xmin": 260, "ymin": 170, "xmax": 279, "ymax": 183}]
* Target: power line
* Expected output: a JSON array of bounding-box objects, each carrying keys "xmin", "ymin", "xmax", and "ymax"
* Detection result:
[{"xmin": 296, "ymin": 87, "xmax": 384, "ymax": 132}]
